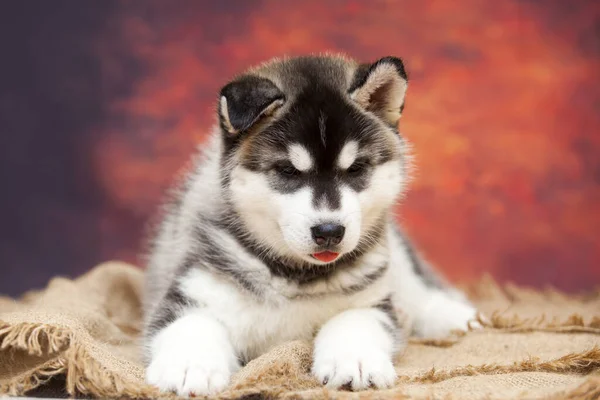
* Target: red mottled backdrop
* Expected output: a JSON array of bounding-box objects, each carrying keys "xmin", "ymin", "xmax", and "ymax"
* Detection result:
[{"xmin": 1, "ymin": 0, "xmax": 598, "ymax": 296}]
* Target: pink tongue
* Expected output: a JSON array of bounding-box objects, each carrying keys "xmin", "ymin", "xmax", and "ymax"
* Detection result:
[{"xmin": 313, "ymin": 251, "xmax": 340, "ymax": 263}]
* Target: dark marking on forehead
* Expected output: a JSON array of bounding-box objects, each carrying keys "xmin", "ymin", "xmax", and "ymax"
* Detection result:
[
  {"xmin": 319, "ymin": 111, "xmax": 327, "ymax": 148},
  {"xmin": 232, "ymin": 58, "xmax": 403, "ymax": 206},
  {"xmin": 284, "ymin": 87, "xmax": 358, "ymax": 157}
]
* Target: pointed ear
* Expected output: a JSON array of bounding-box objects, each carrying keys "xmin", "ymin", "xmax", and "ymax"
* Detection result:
[
  {"xmin": 218, "ymin": 75, "xmax": 285, "ymax": 134},
  {"xmin": 349, "ymin": 56, "xmax": 408, "ymax": 126}
]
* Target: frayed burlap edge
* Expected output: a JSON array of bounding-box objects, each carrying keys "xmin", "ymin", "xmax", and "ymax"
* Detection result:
[
  {"xmin": 1, "ymin": 320, "xmax": 599, "ymax": 399},
  {"xmin": 0, "ymin": 322, "xmax": 160, "ymax": 399},
  {"xmin": 0, "ymin": 357, "xmax": 66, "ymax": 397},
  {"xmin": 0, "ymin": 322, "xmax": 71, "ymax": 356},
  {"xmin": 398, "ymin": 347, "xmax": 600, "ymax": 384},
  {"xmin": 479, "ymin": 313, "xmax": 600, "ymax": 334}
]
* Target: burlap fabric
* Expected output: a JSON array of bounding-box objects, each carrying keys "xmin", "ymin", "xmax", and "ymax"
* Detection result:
[{"xmin": 0, "ymin": 262, "xmax": 598, "ymax": 399}]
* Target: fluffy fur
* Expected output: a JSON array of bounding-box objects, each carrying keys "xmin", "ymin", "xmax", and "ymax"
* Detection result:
[{"xmin": 142, "ymin": 54, "xmax": 480, "ymax": 396}]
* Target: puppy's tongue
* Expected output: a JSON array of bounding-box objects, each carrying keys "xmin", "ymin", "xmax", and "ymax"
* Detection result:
[{"xmin": 312, "ymin": 251, "xmax": 339, "ymax": 263}]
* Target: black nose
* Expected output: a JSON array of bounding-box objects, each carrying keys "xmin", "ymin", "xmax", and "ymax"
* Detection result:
[{"xmin": 311, "ymin": 223, "xmax": 345, "ymax": 246}]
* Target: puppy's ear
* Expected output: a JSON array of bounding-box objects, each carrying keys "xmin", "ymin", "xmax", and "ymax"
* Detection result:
[
  {"xmin": 219, "ymin": 75, "xmax": 285, "ymax": 134},
  {"xmin": 349, "ymin": 56, "xmax": 408, "ymax": 126}
]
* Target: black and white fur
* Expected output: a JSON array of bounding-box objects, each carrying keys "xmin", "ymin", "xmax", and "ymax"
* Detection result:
[{"xmin": 142, "ymin": 54, "xmax": 479, "ymax": 396}]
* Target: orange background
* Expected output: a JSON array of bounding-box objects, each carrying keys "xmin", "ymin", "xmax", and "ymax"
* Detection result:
[{"xmin": 1, "ymin": 0, "xmax": 598, "ymax": 295}]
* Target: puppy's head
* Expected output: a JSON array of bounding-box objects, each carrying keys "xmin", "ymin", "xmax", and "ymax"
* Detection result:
[{"xmin": 219, "ymin": 55, "xmax": 411, "ymax": 265}]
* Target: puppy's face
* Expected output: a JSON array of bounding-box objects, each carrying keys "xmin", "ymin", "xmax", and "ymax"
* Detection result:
[{"xmin": 220, "ymin": 55, "xmax": 410, "ymax": 265}]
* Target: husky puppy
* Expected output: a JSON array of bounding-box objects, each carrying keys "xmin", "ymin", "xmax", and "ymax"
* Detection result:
[{"xmin": 142, "ymin": 54, "xmax": 479, "ymax": 396}]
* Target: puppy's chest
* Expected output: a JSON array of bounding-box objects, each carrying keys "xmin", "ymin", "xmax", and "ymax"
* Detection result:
[
  {"xmin": 224, "ymin": 296, "xmax": 344, "ymax": 359},
  {"xmin": 209, "ymin": 289, "xmax": 380, "ymax": 361},
  {"xmin": 182, "ymin": 268, "xmax": 389, "ymax": 361}
]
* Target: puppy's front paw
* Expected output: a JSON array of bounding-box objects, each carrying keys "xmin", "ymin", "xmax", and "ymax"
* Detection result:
[
  {"xmin": 146, "ymin": 313, "xmax": 240, "ymax": 396},
  {"xmin": 146, "ymin": 314, "xmax": 239, "ymax": 396},
  {"xmin": 414, "ymin": 292, "xmax": 482, "ymax": 338},
  {"xmin": 312, "ymin": 347, "xmax": 396, "ymax": 390},
  {"xmin": 146, "ymin": 345, "xmax": 233, "ymax": 396}
]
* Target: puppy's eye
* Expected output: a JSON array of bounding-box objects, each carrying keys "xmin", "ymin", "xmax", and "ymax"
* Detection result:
[
  {"xmin": 274, "ymin": 163, "xmax": 301, "ymax": 177},
  {"xmin": 347, "ymin": 160, "xmax": 369, "ymax": 175}
]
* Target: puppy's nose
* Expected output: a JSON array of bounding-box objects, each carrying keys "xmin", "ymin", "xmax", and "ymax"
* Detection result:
[{"xmin": 311, "ymin": 223, "xmax": 345, "ymax": 246}]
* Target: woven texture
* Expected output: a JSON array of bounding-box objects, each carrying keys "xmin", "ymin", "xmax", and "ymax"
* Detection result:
[{"xmin": 1, "ymin": 261, "xmax": 599, "ymax": 399}]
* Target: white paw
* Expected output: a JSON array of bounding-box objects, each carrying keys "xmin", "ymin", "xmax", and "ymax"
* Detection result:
[
  {"xmin": 312, "ymin": 348, "xmax": 396, "ymax": 390},
  {"xmin": 145, "ymin": 313, "xmax": 238, "ymax": 396},
  {"xmin": 146, "ymin": 347, "xmax": 233, "ymax": 396},
  {"xmin": 414, "ymin": 292, "xmax": 482, "ymax": 338}
]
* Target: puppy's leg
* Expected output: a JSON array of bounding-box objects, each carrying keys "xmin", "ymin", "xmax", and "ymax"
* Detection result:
[
  {"xmin": 146, "ymin": 310, "xmax": 239, "ymax": 396},
  {"xmin": 312, "ymin": 304, "xmax": 400, "ymax": 391},
  {"xmin": 401, "ymin": 250, "xmax": 480, "ymax": 338},
  {"xmin": 395, "ymin": 263, "xmax": 480, "ymax": 338},
  {"xmin": 390, "ymin": 228, "xmax": 480, "ymax": 338},
  {"xmin": 410, "ymin": 288, "xmax": 480, "ymax": 338}
]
